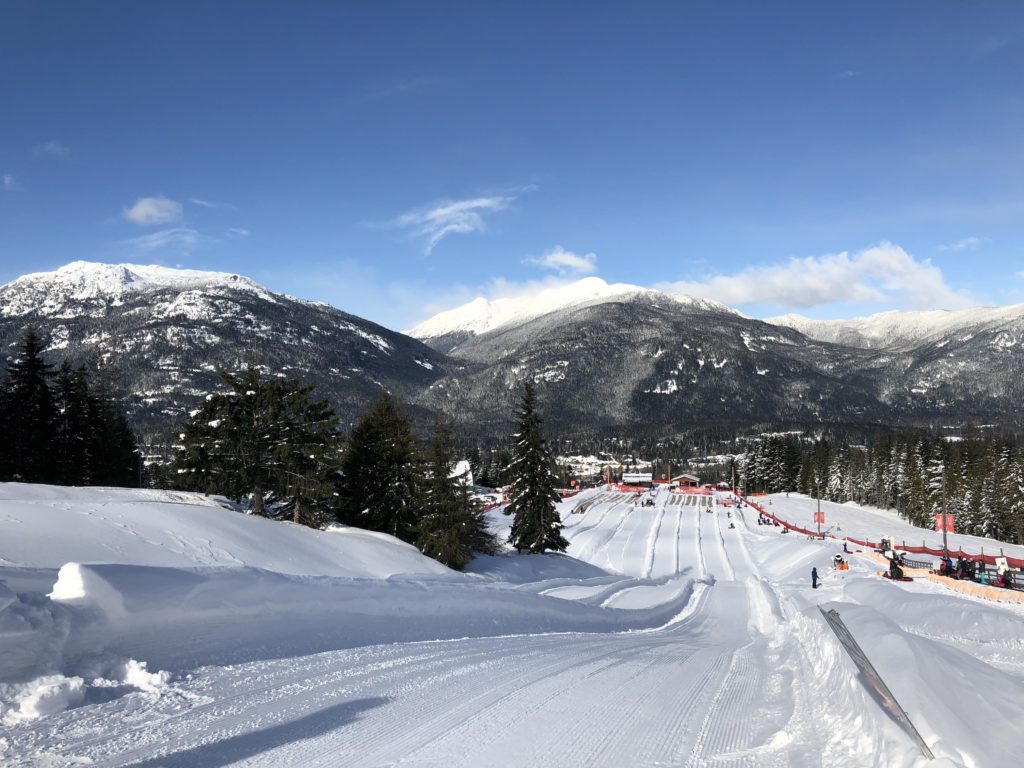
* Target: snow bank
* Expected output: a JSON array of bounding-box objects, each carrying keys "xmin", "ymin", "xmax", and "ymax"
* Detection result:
[
  {"xmin": 1, "ymin": 674, "xmax": 85, "ymax": 723},
  {"xmin": 0, "ymin": 483, "xmax": 450, "ymax": 579},
  {"xmin": 834, "ymin": 601, "xmax": 1024, "ymax": 766},
  {"xmin": 39, "ymin": 562, "xmax": 698, "ymax": 676}
]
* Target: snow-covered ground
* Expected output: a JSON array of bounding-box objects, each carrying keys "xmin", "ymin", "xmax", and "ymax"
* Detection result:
[
  {"xmin": 755, "ymin": 492, "xmax": 1024, "ymax": 562},
  {"xmin": 1, "ymin": 483, "xmax": 1022, "ymax": 766}
]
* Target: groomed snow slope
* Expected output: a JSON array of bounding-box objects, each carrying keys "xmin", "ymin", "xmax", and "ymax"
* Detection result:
[
  {"xmin": 2, "ymin": 485, "xmax": 1023, "ymax": 767},
  {"xmin": 753, "ymin": 491, "xmax": 1024, "ymax": 562}
]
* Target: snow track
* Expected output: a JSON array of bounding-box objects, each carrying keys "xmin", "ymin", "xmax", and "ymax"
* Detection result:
[{"xmin": 8, "ymin": 488, "xmax": 1018, "ymax": 767}]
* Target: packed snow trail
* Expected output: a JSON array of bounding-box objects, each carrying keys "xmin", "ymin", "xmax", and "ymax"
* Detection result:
[
  {"xmin": 5, "ymin": 486, "xmax": 1024, "ymax": 766},
  {"xmin": 15, "ymin": 567, "xmax": 814, "ymax": 768}
]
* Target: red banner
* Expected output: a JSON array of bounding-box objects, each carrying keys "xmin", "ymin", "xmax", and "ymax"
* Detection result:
[
  {"xmin": 813, "ymin": 511, "xmax": 825, "ymax": 524},
  {"xmin": 935, "ymin": 514, "xmax": 955, "ymax": 533}
]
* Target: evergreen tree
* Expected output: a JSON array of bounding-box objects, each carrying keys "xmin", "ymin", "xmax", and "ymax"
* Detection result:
[
  {"xmin": 85, "ymin": 376, "xmax": 139, "ymax": 487},
  {"xmin": 174, "ymin": 368, "xmax": 340, "ymax": 525},
  {"xmin": 52, "ymin": 362, "xmax": 92, "ymax": 485},
  {"xmin": 416, "ymin": 417, "xmax": 498, "ymax": 569},
  {"xmin": 336, "ymin": 392, "xmax": 421, "ymax": 541},
  {"xmin": 504, "ymin": 382, "xmax": 568, "ymax": 554},
  {"xmin": 2, "ymin": 328, "xmax": 57, "ymax": 482}
]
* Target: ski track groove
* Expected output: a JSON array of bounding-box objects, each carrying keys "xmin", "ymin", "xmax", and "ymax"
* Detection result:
[
  {"xmin": 66, "ymin": 646, "xmax": 507, "ymax": 766},
  {"xmin": 641, "ymin": 501, "xmax": 666, "ymax": 579}
]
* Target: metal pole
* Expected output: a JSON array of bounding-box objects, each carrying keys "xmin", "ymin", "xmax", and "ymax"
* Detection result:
[
  {"xmin": 942, "ymin": 468, "xmax": 948, "ymax": 558},
  {"xmin": 816, "ymin": 480, "xmax": 821, "ymax": 538}
]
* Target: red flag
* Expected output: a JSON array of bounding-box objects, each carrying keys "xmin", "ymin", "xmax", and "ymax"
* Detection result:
[{"xmin": 935, "ymin": 514, "xmax": 955, "ymax": 533}]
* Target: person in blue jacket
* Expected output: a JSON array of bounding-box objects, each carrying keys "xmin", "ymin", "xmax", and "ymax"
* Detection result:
[{"xmin": 812, "ymin": 567, "xmax": 819, "ymax": 589}]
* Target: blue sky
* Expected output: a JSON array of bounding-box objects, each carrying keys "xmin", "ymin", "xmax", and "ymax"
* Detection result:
[{"xmin": 2, "ymin": 1, "xmax": 1023, "ymax": 329}]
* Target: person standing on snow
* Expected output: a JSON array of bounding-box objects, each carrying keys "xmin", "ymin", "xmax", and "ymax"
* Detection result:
[{"xmin": 811, "ymin": 567, "xmax": 819, "ymax": 589}]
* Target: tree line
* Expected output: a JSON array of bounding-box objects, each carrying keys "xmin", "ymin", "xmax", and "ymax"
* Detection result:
[
  {"xmin": 0, "ymin": 329, "xmax": 139, "ymax": 486},
  {"xmin": 173, "ymin": 372, "xmax": 568, "ymax": 569},
  {"xmin": 737, "ymin": 430, "xmax": 1024, "ymax": 545}
]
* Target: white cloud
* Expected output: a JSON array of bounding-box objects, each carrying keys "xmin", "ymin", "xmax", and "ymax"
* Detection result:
[
  {"xmin": 938, "ymin": 235, "xmax": 988, "ymax": 251},
  {"xmin": 227, "ymin": 227, "xmax": 250, "ymax": 237},
  {"xmin": 34, "ymin": 140, "xmax": 70, "ymax": 157},
  {"xmin": 123, "ymin": 196, "xmax": 183, "ymax": 226},
  {"xmin": 122, "ymin": 227, "xmax": 202, "ymax": 252},
  {"xmin": 657, "ymin": 242, "xmax": 975, "ymax": 311},
  {"xmin": 527, "ymin": 245, "xmax": 597, "ymax": 275},
  {"xmin": 191, "ymin": 197, "xmax": 237, "ymax": 210},
  {"xmin": 2, "ymin": 174, "xmax": 14, "ymax": 191},
  {"xmin": 393, "ymin": 195, "xmax": 514, "ymax": 254}
]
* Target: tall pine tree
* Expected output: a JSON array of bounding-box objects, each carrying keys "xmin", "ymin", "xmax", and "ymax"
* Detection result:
[
  {"xmin": 504, "ymin": 382, "xmax": 568, "ymax": 554},
  {"xmin": 174, "ymin": 368, "xmax": 340, "ymax": 525},
  {"xmin": 336, "ymin": 393, "xmax": 421, "ymax": 542},
  {"xmin": 2, "ymin": 328, "xmax": 57, "ymax": 483},
  {"xmin": 416, "ymin": 416, "xmax": 498, "ymax": 569}
]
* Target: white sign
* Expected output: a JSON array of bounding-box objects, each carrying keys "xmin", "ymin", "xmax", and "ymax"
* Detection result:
[{"xmin": 622, "ymin": 473, "xmax": 653, "ymax": 484}]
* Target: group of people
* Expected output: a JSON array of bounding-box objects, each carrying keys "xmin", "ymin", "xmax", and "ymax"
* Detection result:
[{"xmin": 940, "ymin": 555, "xmax": 1017, "ymax": 588}]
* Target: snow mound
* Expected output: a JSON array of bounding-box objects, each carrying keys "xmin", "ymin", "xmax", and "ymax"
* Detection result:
[
  {"xmin": 0, "ymin": 483, "xmax": 450, "ymax": 580},
  {"xmin": 1, "ymin": 674, "xmax": 85, "ymax": 723}
]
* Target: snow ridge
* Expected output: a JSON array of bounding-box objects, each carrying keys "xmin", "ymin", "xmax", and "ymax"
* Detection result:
[
  {"xmin": 769, "ymin": 304, "xmax": 1024, "ymax": 349},
  {"xmin": 0, "ymin": 261, "xmax": 274, "ymax": 317},
  {"xmin": 407, "ymin": 276, "xmax": 734, "ymax": 339}
]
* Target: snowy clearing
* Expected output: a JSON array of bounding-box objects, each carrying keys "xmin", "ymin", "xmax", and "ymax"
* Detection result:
[{"xmin": 1, "ymin": 484, "xmax": 1022, "ymax": 766}]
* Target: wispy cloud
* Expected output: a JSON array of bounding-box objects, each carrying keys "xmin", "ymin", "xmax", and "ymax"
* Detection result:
[
  {"xmin": 350, "ymin": 75, "xmax": 451, "ymax": 104},
  {"xmin": 656, "ymin": 242, "xmax": 976, "ymax": 311},
  {"xmin": 527, "ymin": 245, "xmax": 597, "ymax": 275},
  {"xmin": 191, "ymin": 197, "xmax": 237, "ymax": 210},
  {"xmin": 938, "ymin": 235, "xmax": 988, "ymax": 251},
  {"xmin": 123, "ymin": 195, "xmax": 183, "ymax": 226},
  {"xmin": 2, "ymin": 174, "xmax": 14, "ymax": 191},
  {"xmin": 227, "ymin": 227, "xmax": 250, "ymax": 237},
  {"xmin": 836, "ymin": 70, "xmax": 860, "ymax": 79},
  {"xmin": 34, "ymin": 140, "xmax": 70, "ymax": 158},
  {"xmin": 393, "ymin": 195, "xmax": 515, "ymax": 254},
  {"xmin": 122, "ymin": 227, "xmax": 202, "ymax": 252}
]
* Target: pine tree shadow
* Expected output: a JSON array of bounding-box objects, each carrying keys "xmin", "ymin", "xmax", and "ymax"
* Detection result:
[{"xmin": 122, "ymin": 696, "xmax": 390, "ymax": 767}]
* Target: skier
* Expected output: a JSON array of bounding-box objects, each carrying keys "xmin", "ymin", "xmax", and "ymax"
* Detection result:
[
  {"xmin": 811, "ymin": 567, "xmax": 819, "ymax": 589},
  {"xmin": 843, "ymin": 541, "xmax": 849, "ymax": 554}
]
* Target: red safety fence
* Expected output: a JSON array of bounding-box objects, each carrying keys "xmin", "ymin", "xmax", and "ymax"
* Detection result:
[{"xmin": 737, "ymin": 495, "xmax": 1024, "ymax": 569}]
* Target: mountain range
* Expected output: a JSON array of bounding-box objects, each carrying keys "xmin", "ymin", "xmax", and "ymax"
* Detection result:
[{"xmin": 2, "ymin": 261, "xmax": 1022, "ymax": 440}]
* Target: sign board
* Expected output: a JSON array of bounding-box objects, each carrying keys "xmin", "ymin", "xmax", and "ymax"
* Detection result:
[
  {"xmin": 935, "ymin": 514, "xmax": 955, "ymax": 533},
  {"xmin": 622, "ymin": 472, "xmax": 653, "ymax": 484},
  {"xmin": 813, "ymin": 511, "xmax": 825, "ymax": 524}
]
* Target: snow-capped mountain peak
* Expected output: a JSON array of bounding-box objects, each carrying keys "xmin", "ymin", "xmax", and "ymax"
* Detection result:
[
  {"xmin": 768, "ymin": 304, "xmax": 1024, "ymax": 349},
  {"xmin": 0, "ymin": 261, "xmax": 274, "ymax": 318},
  {"xmin": 407, "ymin": 276, "xmax": 733, "ymax": 340}
]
